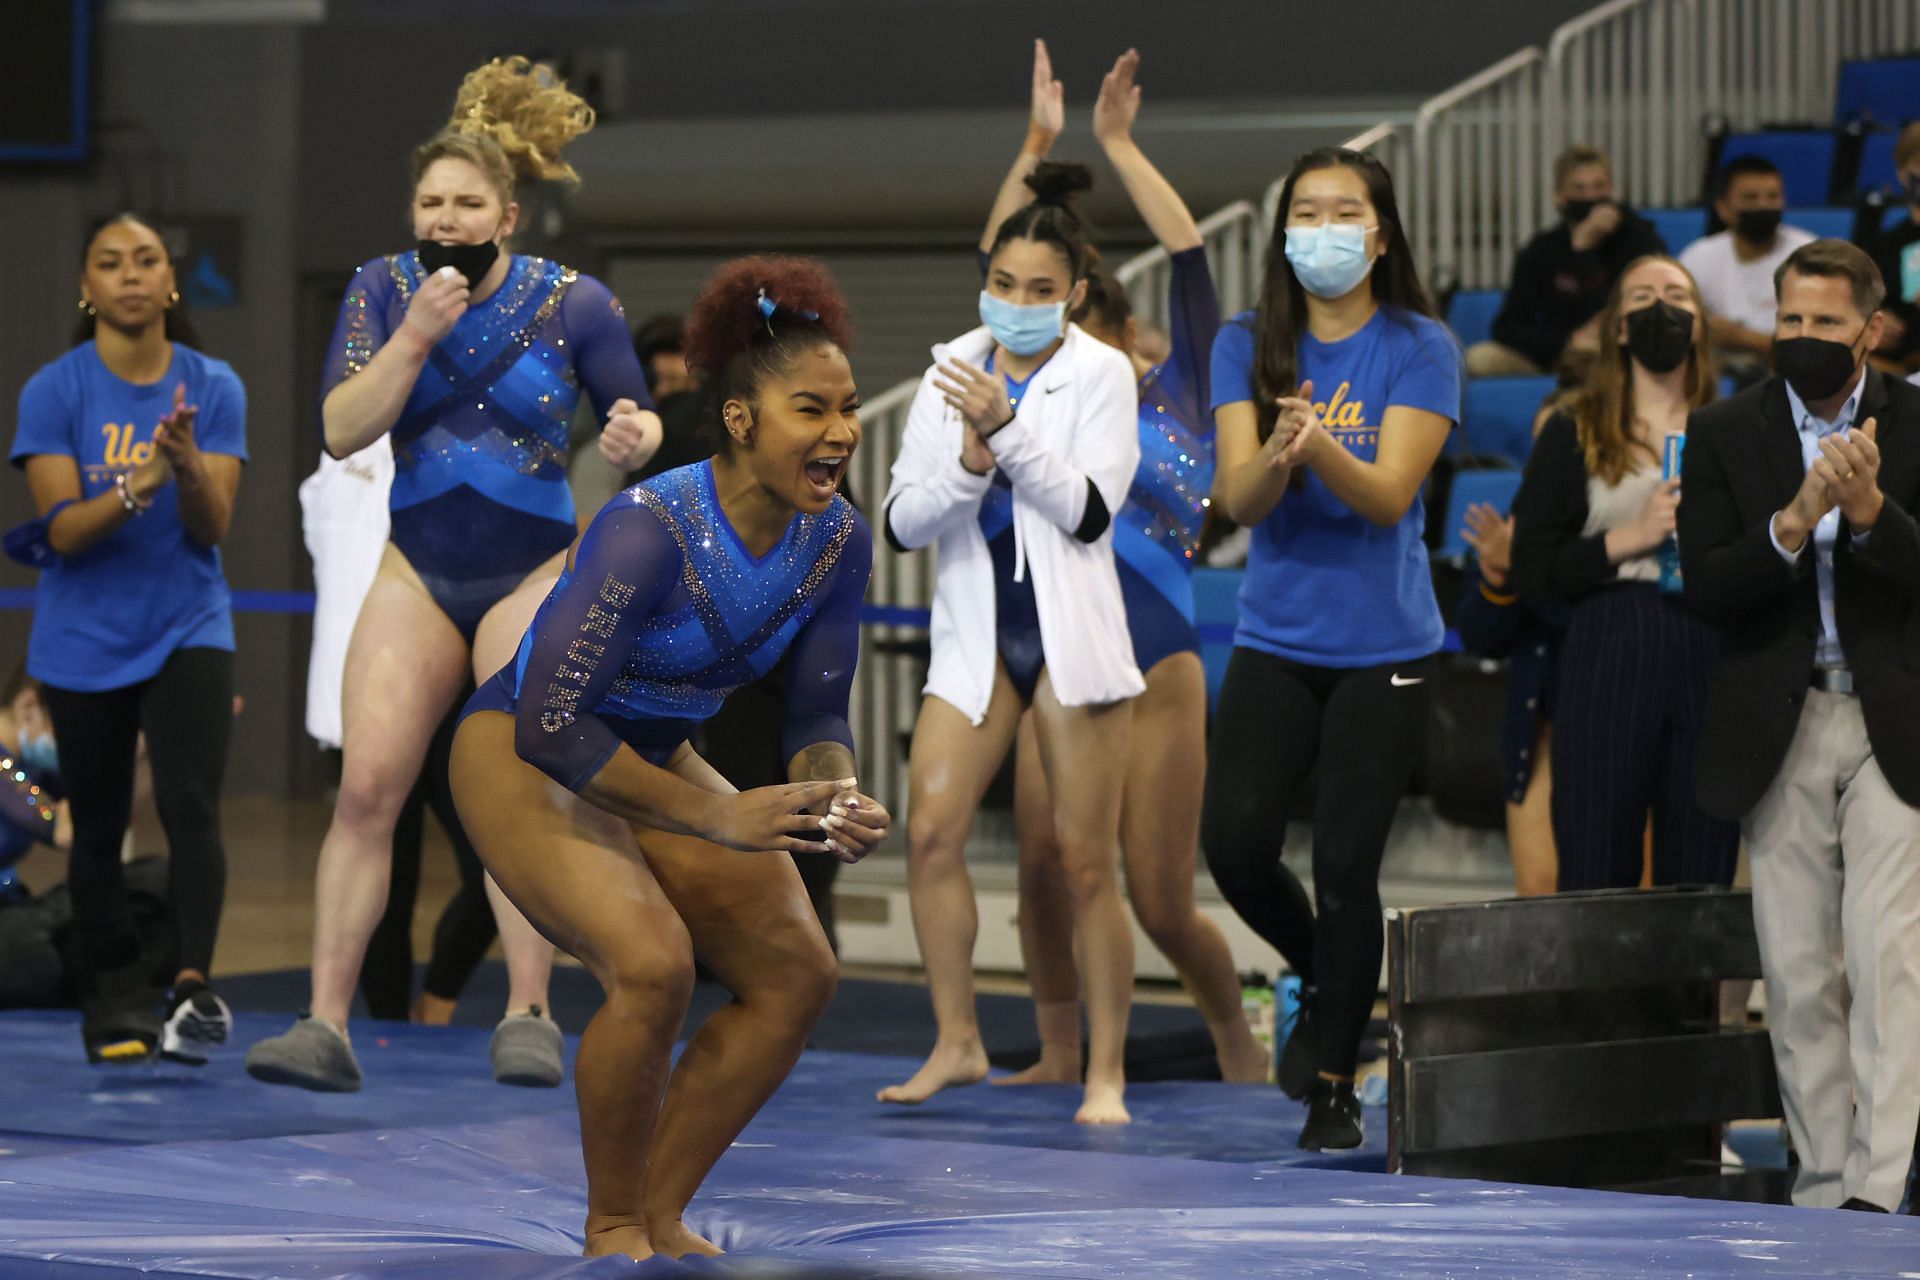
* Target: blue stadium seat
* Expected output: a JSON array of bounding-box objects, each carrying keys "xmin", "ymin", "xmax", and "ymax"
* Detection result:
[
  {"xmin": 1459, "ymin": 375, "xmax": 1556, "ymax": 464},
  {"xmin": 1785, "ymin": 207, "xmax": 1855, "ymax": 240},
  {"xmin": 1447, "ymin": 289, "xmax": 1504, "ymax": 347},
  {"xmin": 1720, "ymin": 132, "xmax": 1839, "ymax": 206},
  {"xmin": 1889, "ymin": 204, "xmax": 1912, "ymax": 231},
  {"xmin": 1435, "ymin": 467, "xmax": 1524, "ymax": 562},
  {"xmin": 1858, "ymin": 130, "xmax": 1900, "ymax": 195},
  {"xmin": 1835, "ymin": 57, "xmax": 1920, "ymax": 126},
  {"xmin": 1191, "ymin": 567, "xmax": 1240, "ymax": 710},
  {"xmin": 1644, "ymin": 207, "xmax": 1708, "ymax": 254}
]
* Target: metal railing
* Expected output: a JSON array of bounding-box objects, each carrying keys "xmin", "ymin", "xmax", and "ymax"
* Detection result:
[{"xmin": 1410, "ymin": 47, "xmax": 1549, "ymax": 294}]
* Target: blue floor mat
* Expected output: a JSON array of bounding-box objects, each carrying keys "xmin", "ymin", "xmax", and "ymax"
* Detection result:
[
  {"xmin": 0, "ymin": 1011, "xmax": 1380, "ymax": 1170},
  {"xmin": 1, "ymin": 1111, "xmax": 1914, "ymax": 1278}
]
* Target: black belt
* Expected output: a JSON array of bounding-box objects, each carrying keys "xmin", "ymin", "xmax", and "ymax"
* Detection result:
[{"xmin": 1810, "ymin": 667, "xmax": 1855, "ymax": 695}]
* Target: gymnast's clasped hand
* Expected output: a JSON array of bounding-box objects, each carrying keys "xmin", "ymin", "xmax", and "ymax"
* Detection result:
[{"xmin": 710, "ymin": 777, "xmax": 892, "ymax": 865}]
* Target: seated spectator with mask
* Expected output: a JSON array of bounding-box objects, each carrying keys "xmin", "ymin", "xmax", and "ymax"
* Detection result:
[
  {"xmin": 1679, "ymin": 156, "xmax": 1816, "ymax": 384},
  {"xmin": 1469, "ymin": 144, "xmax": 1667, "ymax": 377},
  {"xmin": 1864, "ymin": 122, "xmax": 1920, "ymax": 371},
  {"xmin": 0, "ymin": 670, "xmax": 70, "ymax": 902}
]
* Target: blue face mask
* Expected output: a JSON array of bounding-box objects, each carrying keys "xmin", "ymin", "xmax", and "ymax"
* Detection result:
[
  {"xmin": 1284, "ymin": 223, "xmax": 1378, "ymax": 300},
  {"xmin": 979, "ymin": 290, "xmax": 1067, "ymax": 357},
  {"xmin": 15, "ymin": 731, "xmax": 56, "ymax": 775}
]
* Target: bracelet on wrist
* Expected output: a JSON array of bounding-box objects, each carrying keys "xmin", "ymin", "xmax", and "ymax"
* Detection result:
[{"xmin": 116, "ymin": 472, "xmax": 151, "ymax": 515}]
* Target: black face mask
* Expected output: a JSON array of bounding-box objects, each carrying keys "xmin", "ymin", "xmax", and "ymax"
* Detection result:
[
  {"xmin": 416, "ymin": 237, "xmax": 501, "ymax": 287},
  {"xmin": 1734, "ymin": 208, "xmax": 1783, "ymax": 242},
  {"xmin": 1624, "ymin": 300, "xmax": 1696, "ymax": 374},
  {"xmin": 1775, "ymin": 328, "xmax": 1867, "ymax": 403},
  {"xmin": 1562, "ymin": 198, "xmax": 1601, "ymax": 226}
]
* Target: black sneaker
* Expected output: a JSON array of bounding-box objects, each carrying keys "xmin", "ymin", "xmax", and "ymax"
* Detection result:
[
  {"xmin": 1276, "ymin": 986, "xmax": 1318, "ymax": 1101},
  {"xmin": 82, "ymin": 960, "xmax": 162, "ymax": 1066},
  {"xmin": 1839, "ymin": 1197, "xmax": 1889, "ymax": 1213},
  {"xmin": 1299, "ymin": 1078, "xmax": 1364, "ymax": 1151},
  {"xmin": 160, "ymin": 980, "xmax": 233, "ymax": 1065}
]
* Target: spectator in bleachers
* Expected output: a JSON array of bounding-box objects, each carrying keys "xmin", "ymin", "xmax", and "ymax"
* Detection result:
[
  {"xmin": 1680, "ymin": 238, "xmax": 1920, "ymax": 1213},
  {"xmin": 1468, "ymin": 144, "xmax": 1666, "ymax": 377},
  {"xmin": 1509, "ymin": 255, "xmax": 1737, "ymax": 892},
  {"xmin": 1863, "ymin": 122, "xmax": 1920, "ymax": 370},
  {"xmin": 1453, "ymin": 480, "xmax": 1566, "ymax": 898},
  {"xmin": 1679, "ymin": 156, "xmax": 1816, "ymax": 384}
]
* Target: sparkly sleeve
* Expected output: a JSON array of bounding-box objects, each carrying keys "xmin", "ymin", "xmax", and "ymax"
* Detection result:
[
  {"xmin": 320, "ymin": 258, "xmax": 396, "ymax": 401},
  {"xmin": 512, "ymin": 495, "xmax": 683, "ymax": 793},
  {"xmin": 778, "ymin": 513, "xmax": 872, "ymax": 766},
  {"xmin": 0, "ymin": 755, "xmax": 59, "ymax": 850},
  {"xmin": 1159, "ymin": 247, "xmax": 1221, "ymax": 429},
  {"xmin": 563, "ymin": 274, "xmax": 655, "ymax": 418}
]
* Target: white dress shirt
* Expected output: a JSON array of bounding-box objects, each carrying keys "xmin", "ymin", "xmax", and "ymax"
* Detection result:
[{"xmin": 1769, "ymin": 377, "xmax": 1869, "ymax": 669}]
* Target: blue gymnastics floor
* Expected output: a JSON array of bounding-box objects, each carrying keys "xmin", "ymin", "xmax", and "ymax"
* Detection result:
[{"xmin": 1, "ymin": 1010, "xmax": 1914, "ymax": 1277}]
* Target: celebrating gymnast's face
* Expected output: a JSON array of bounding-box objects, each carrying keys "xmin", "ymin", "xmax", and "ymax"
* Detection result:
[
  {"xmin": 725, "ymin": 342, "xmax": 861, "ymax": 516},
  {"xmin": 80, "ymin": 220, "xmax": 177, "ymax": 336},
  {"xmin": 411, "ymin": 157, "xmax": 518, "ymax": 247},
  {"xmin": 985, "ymin": 237, "xmax": 1086, "ymax": 313}
]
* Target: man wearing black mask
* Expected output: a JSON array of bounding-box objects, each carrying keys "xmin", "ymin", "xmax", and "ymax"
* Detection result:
[
  {"xmin": 1469, "ymin": 144, "xmax": 1667, "ymax": 376},
  {"xmin": 1679, "ymin": 156, "xmax": 1816, "ymax": 384},
  {"xmin": 1680, "ymin": 239, "xmax": 1920, "ymax": 1215}
]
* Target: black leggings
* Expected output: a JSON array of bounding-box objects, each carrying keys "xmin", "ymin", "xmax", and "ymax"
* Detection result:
[
  {"xmin": 1201, "ymin": 647, "xmax": 1432, "ymax": 1076},
  {"xmin": 360, "ymin": 691, "xmax": 496, "ymax": 1021},
  {"xmin": 42, "ymin": 646, "xmax": 233, "ymax": 978},
  {"xmin": 1550, "ymin": 585, "xmax": 1740, "ymax": 891}
]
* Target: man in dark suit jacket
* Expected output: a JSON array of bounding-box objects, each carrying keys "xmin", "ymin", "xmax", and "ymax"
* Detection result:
[{"xmin": 1680, "ymin": 239, "xmax": 1920, "ymax": 1214}]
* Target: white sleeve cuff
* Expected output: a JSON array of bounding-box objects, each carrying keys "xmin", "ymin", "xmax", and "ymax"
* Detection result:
[{"xmin": 1768, "ymin": 511, "xmax": 1806, "ymax": 564}]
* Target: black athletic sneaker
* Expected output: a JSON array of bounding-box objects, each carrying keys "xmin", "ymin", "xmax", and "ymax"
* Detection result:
[
  {"xmin": 1276, "ymin": 987, "xmax": 1318, "ymax": 1101},
  {"xmin": 1299, "ymin": 1078, "xmax": 1364, "ymax": 1151},
  {"xmin": 160, "ymin": 980, "xmax": 233, "ymax": 1065},
  {"xmin": 81, "ymin": 961, "xmax": 162, "ymax": 1066}
]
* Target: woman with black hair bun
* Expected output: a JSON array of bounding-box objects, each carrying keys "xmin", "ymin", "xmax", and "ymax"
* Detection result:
[
  {"xmin": 9, "ymin": 212, "xmax": 246, "ymax": 1066},
  {"xmin": 881, "ymin": 80, "xmax": 1144, "ymax": 1124},
  {"xmin": 987, "ymin": 44, "xmax": 1270, "ymax": 1091},
  {"xmin": 449, "ymin": 255, "xmax": 887, "ymax": 1262},
  {"xmin": 1203, "ymin": 147, "xmax": 1462, "ymax": 1150}
]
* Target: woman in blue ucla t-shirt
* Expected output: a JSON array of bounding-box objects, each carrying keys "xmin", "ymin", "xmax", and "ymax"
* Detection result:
[
  {"xmin": 10, "ymin": 213, "xmax": 248, "ymax": 1066},
  {"xmin": 1205, "ymin": 148, "xmax": 1461, "ymax": 1149}
]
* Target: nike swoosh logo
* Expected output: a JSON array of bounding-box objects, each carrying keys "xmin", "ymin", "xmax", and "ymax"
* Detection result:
[
  {"xmin": 1389, "ymin": 674, "xmax": 1425, "ymax": 687},
  {"xmin": 1044, "ymin": 384, "xmax": 1064, "ymax": 394}
]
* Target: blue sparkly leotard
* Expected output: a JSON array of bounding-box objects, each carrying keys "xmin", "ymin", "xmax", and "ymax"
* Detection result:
[
  {"xmin": 465, "ymin": 461, "xmax": 872, "ymax": 790},
  {"xmin": 321, "ymin": 252, "xmax": 652, "ymax": 640},
  {"xmin": 1112, "ymin": 246, "xmax": 1220, "ymax": 674},
  {"xmin": 976, "ymin": 360, "xmax": 1047, "ymax": 704},
  {"xmin": 0, "ymin": 741, "xmax": 60, "ymax": 900}
]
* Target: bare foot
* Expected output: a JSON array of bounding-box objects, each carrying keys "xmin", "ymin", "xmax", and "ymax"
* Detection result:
[
  {"xmin": 992, "ymin": 1048, "xmax": 1080, "ymax": 1086},
  {"xmin": 411, "ymin": 992, "xmax": 457, "ymax": 1026},
  {"xmin": 649, "ymin": 1219, "xmax": 723, "ymax": 1258},
  {"xmin": 877, "ymin": 1039, "xmax": 990, "ymax": 1104},
  {"xmin": 1075, "ymin": 1079, "xmax": 1131, "ymax": 1125},
  {"xmin": 583, "ymin": 1224, "xmax": 652, "ymax": 1260},
  {"xmin": 1214, "ymin": 1025, "xmax": 1273, "ymax": 1085}
]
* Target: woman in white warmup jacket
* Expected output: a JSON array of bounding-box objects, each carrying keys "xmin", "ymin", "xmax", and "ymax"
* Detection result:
[{"xmin": 879, "ymin": 160, "xmax": 1144, "ymax": 1125}]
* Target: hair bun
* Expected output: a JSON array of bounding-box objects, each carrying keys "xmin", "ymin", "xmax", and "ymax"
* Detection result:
[
  {"xmin": 448, "ymin": 55, "xmax": 595, "ymax": 186},
  {"xmin": 1023, "ymin": 161, "xmax": 1094, "ymax": 209}
]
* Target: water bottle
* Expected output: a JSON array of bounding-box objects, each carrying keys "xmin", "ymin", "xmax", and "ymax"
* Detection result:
[
  {"xmin": 1658, "ymin": 432, "xmax": 1685, "ymax": 594},
  {"xmin": 1240, "ymin": 972, "xmax": 1275, "ymax": 1082}
]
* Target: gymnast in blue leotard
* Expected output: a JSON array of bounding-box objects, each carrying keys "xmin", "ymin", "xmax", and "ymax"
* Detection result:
[
  {"xmin": 991, "ymin": 47, "xmax": 1272, "ymax": 1089},
  {"xmin": 450, "ymin": 255, "xmax": 888, "ymax": 1263},
  {"xmin": 248, "ymin": 58, "xmax": 664, "ymax": 1094}
]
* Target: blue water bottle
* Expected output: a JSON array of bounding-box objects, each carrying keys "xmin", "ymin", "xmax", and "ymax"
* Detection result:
[{"xmin": 1658, "ymin": 432, "xmax": 1684, "ymax": 594}]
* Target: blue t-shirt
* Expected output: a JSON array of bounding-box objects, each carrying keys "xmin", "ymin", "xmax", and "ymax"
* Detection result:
[
  {"xmin": 10, "ymin": 342, "xmax": 248, "ymax": 690},
  {"xmin": 1210, "ymin": 307, "xmax": 1459, "ymax": 667}
]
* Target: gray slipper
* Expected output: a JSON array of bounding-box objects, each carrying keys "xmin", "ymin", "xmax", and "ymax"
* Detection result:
[
  {"xmin": 491, "ymin": 1006, "xmax": 563, "ymax": 1087},
  {"xmin": 245, "ymin": 1013, "xmax": 363, "ymax": 1092}
]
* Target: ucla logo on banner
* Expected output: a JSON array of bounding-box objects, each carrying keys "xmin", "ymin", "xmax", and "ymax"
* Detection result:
[{"xmin": 100, "ymin": 423, "xmax": 155, "ymax": 469}]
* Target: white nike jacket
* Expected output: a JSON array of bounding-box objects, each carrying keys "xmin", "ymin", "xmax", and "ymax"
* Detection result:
[{"xmin": 883, "ymin": 323, "xmax": 1144, "ymax": 723}]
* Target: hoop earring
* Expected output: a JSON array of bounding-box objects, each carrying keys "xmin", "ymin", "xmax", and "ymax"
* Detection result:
[{"xmin": 77, "ymin": 298, "xmax": 96, "ymax": 317}]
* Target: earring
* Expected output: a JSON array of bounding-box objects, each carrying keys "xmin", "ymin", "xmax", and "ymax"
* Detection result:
[
  {"xmin": 166, "ymin": 290, "xmax": 180, "ymax": 308},
  {"xmin": 77, "ymin": 298, "xmax": 96, "ymax": 316}
]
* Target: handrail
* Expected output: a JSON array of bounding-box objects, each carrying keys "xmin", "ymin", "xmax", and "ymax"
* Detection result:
[{"xmin": 1411, "ymin": 47, "xmax": 1546, "ymax": 291}]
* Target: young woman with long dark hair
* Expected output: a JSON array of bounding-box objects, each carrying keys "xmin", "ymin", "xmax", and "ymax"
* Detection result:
[
  {"xmin": 10, "ymin": 213, "xmax": 246, "ymax": 1065},
  {"xmin": 1203, "ymin": 147, "xmax": 1461, "ymax": 1149}
]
